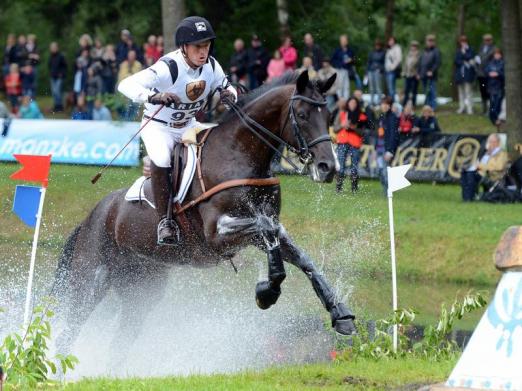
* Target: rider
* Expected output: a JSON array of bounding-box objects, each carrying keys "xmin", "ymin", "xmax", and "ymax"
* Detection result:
[{"xmin": 118, "ymin": 16, "xmax": 237, "ymax": 245}]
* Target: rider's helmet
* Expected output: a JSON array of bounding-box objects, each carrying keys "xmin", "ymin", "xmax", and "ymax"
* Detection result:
[{"xmin": 175, "ymin": 16, "xmax": 216, "ymax": 48}]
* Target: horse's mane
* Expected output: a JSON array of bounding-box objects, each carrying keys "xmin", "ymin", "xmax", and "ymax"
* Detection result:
[{"xmin": 217, "ymin": 71, "xmax": 299, "ymax": 124}]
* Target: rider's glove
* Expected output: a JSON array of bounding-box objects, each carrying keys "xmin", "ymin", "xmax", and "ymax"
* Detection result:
[
  {"xmin": 220, "ymin": 89, "xmax": 236, "ymax": 106},
  {"xmin": 148, "ymin": 92, "xmax": 181, "ymax": 106}
]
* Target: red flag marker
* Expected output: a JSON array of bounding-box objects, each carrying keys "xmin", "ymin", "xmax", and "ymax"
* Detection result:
[{"xmin": 10, "ymin": 154, "xmax": 52, "ymax": 188}]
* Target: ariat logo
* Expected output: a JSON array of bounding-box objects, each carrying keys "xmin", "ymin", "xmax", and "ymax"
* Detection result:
[
  {"xmin": 195, "ymin": 22, "xmax": 207, "ymax": 32},
  {"xmin": 186, "ymin": 80, "xmax": 206, "ymax": 101}
]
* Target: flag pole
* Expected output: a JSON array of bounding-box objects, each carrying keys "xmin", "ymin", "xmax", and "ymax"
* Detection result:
[
  {"xmin": 387, "ymin": 191, "xmax": 398, "ymax": 352},
  {"xmin": 23, "ymin": 186, "xmax": 46, "ymax": 328}
]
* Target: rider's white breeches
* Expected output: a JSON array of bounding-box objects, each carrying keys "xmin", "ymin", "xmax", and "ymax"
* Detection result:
[{"xmin": 140, "ymin": 119, "xmax": 196, "ymax": 168}]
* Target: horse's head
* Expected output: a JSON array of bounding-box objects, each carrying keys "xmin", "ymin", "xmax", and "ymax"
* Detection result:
[{"xmin": 284, "ymin": 71, "xmax": 337, "ymax": 183}]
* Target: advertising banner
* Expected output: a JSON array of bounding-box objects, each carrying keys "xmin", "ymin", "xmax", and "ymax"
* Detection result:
[
  {"xmin": 0, "ymin": 119, "xmax": 140, "ymax": 166},
  {"xmin": 277, "ymin": 133, "xmax": 492, "ymax": 183}
]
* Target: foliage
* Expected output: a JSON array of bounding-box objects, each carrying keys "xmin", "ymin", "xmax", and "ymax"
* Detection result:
[
  {"xmin": 0, "ymin": 0, "xmax": 501, "ymax": 97},
  {"xmin": 336, "ymin": 292, "xmax": 487, "ymax": 362},
  {"xmin": 0, "ymin": 304, "xmax": 78, "ymax": 387}
]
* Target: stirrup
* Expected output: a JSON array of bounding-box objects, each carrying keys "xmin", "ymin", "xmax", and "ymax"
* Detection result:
[{"xmin": 157, "ymin": 217, "xmax": 181, "ymax": 246}]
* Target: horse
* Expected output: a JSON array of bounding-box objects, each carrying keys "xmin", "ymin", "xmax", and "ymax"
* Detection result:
[{"xmin": 55, "ymin": 71, "xmax": 357, "ymax": 359}]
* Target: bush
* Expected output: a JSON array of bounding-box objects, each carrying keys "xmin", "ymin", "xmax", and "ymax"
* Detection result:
[{"xmin": 0, "ymin": 304, "xmax": 78, "ymax": 387}]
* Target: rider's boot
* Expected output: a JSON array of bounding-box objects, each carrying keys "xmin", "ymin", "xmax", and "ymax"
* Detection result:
[{"xmin": 150, "ymin": 162, "xmax": 180, "ymax": 245}]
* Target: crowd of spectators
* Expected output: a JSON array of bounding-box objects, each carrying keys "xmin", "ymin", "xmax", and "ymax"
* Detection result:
[{"xmin": 2, "ymin": 29, "xmax": 164, "ymax": 120}]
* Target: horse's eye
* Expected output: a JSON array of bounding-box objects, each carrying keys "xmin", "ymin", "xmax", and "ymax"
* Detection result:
[{"xmin": 297, "ymin": 112, "xmax": 306, "ymax": 119}]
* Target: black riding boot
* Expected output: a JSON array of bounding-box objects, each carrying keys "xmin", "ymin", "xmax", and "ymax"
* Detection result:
[
  {"xmin": 150, "ymin": 162, "xmax": 180, "ymax": 245},
  {"xmin": 336, "ymin": 174, "xmax": 345, "ymax": 193},
  {"xmin": 351, "ymin": 174, "xmax": 359, "ymax": 193}
]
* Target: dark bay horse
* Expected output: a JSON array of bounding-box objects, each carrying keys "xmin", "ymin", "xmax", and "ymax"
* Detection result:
[{"xmin": 55, "ymin": 71, "xmax": 356, "ymax": 357}]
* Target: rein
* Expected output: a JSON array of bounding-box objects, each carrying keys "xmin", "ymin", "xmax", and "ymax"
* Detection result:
[{"xmin": 222, "ymin": 88, "xmax": 331, "ymax": 173}]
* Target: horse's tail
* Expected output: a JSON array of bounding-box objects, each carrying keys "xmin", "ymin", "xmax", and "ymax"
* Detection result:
[{"xmin": 53, "ymin": 224, "xmax": 82, "ymax": 297}]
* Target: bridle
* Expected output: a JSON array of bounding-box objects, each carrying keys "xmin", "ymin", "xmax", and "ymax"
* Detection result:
[{"xmin": 221, "ymin": 85, "xmax": 331, "ymax": 173}]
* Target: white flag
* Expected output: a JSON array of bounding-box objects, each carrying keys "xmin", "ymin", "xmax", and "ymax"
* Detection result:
[{"xmin": 387, "ymin": 164, "xmax": 412, "ymax": 196}]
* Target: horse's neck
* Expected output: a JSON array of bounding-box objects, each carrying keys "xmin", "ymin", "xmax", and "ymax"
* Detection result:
[{"xmin": 202, "ymin": 86, "xmax": 291, "ymax": 184}]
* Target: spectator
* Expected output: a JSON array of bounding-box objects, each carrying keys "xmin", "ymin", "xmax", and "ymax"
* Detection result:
[
  {"xmin": 116, "ymin": 29, "xmax": 142, "ymax": 65},
  {"xmin": 144, "ymin": 35, "xmax": 161, "ymax": 67},
  {"xmin": 91, "ymin": 37, "xmax": 105, "ymax": 63},
  {"xmin": 485, "ymin": 48, "xmax": 504, "ymax": 127},
  {"xmin": 331, "ymin": 34, "xmax": 360, "ymax": 93},
  {"xmin": 454, "ymin": 35, "xmax": 476, "ymax": 115},
  {"xmin": 384, "ymin": 36, "xmax": 402, "ymax": 101},
  {"xmin": 92, "ymin": 97, "xmax": 112, "ymax": 121},
  {"xmin": 413, "ymin": 105, "xmax": 440, "ymax": 134},
  {"xmin": 418, "ymin": 34, "xmax": 441, "ymax": 109},
  {"xmin": 156, "ymin": 35, "xmax": 164, "ymax": 58},
  {"xmin": 476, "ymin": 34, "xmax": 495, "ymax": 115},
  {"xmin": 20, "ymin": 62, "xmax": 35, "ymax": 97},
  {"xmin": 367, "ymin": 39, "xmax": 385, "ymax": 107},
  {"xmin": 48, "ymin": 42, "xmax": 67, "ymax": 112},
  {"xmin": 302, "ymin": 33, "xmax": 324, "ymax": 71},
  {"xmin": 0, "ymin": 100, "xmax": 10, "ymax": 119},
  {"xmin": 296, "ymin": 57, "xmax": 317, "ymax": 80},
  {"xmin": 402, "ymin": 40, "xmax": 420, "ymax": 107},
  {"xmin": 266, "ymin": 50, "xmax": 285, "ymax": 82},
  {"xmin": 4, "ymin": 63, "xmax": 22, "ymax": 113},
  {"xmin": 117, "ymin": 49, "xmax": 142, "ymax": 84},
  {"xmin": 14, "ymin": 35, "xmax": 29, "ymax": 67},
  {"xmin": 26, "ymin": 34, "xmax": 40, "ymax": 88},
  {"xmin": 229, "ymin": 38, "xmax": 248, "ymax": 84},
  {"xmin": 73, "ymin": 49, "xmax": 91, "ymax": 97},
  {"xmin": 117, "ymin": 50, "xmax": 142, "ymax": 120},
  {"xmin": 279, "ymin": 36, "xmax": 298, "ymax": 71},
  {"xmin": 18, "ymin": 95, "xmax": 43, "ymax": 119},
  {"xmin": 101, "ymin": 44, "xmax": 117, "ymax": 93},
  {"xmin": 85, "ymin": 66, "xmax": 103, "ymax": 116},
  {"xmin": 77, "ymin": 34, "xmax": 93, "ymax": 57},
  {"xmin": 3, "ymin": 34, "xmax": 17, "ymax": 76},
  {"xmin": 333, "ymin": 97, "xmax": 368, "ymax": 193},
  {"xmin": 398, "ymin": 101, "xmax": 416, "ymax": 143},
  {"xmin": 461, "ymin": 133, "xmax": 508, "ymax": 200},
  {"xmin": 317, "ymin": 58, "xmax": 338, "ymax": 111},
  {"xmin": 375, "ymin": 96, "xmax": 399, "ymax": 195},
  {"xmin": 246, "ymin": 34, "xmax": 269, "ymax": 89},
  {"xmin": 71, "ymin": 93, "xmax": 90, "ymax": 120}
]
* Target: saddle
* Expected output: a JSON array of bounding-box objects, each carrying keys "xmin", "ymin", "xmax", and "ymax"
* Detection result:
[{"xmin": 125, "ymin": 127, "xmax": 281, "ymax": 239}]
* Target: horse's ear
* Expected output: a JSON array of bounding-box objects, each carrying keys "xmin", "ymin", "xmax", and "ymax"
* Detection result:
[
  {"xmin": 318, "ymin": 73, "xmax": 337, "ymax": 94},
  {"xmin": 296, "ymin": 70, "xmax": 309, "ymax": 94}
]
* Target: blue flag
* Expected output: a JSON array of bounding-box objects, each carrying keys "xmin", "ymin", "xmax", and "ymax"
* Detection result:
[{"xmin": 12, "ymin": 185, "xmax": 42, "ymax": 227}]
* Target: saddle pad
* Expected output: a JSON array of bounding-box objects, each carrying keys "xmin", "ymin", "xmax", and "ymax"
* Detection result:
[{"xmin": 124, "ymin": 144, "xmax": 197, "ymax": 207}]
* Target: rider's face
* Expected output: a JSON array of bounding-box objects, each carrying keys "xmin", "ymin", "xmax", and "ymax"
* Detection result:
[{"xmin": 184, "ymin": 41, "xmax": 211, "ymax": 67}]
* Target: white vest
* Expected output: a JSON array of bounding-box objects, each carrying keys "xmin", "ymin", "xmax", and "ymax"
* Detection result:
[{"xmin": 118, "ymin": 49, "xmax": 236, "ymax": 125}]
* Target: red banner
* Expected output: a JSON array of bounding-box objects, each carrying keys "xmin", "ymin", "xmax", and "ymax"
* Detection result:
[{"xmin": 10, "ymin": 154, "xmax": 52, "ymax": 187}]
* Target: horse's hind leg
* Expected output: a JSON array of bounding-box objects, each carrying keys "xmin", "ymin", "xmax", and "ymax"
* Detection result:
[
  {"xmin": 110, "ymin": 261, "xmax": 169, "ymax": 367},
  {"xmin": 55, "ymin": 260, "xmax": 111, "ymax": 357},
  {"xmin": 278, "ymin": 226, "xmax": 357, "ymax": 335}
]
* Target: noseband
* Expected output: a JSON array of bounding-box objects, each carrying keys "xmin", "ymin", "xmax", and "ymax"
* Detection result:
[{"xmin": 222, "ymin": 88, "xmax": 331, "ymax": 172}]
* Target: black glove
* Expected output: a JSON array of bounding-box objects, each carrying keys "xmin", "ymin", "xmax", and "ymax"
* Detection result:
[
  {"xmin": 148, "ymin": 92, "xmax": 181, "ymax": 106},
  {"xmin": 220, "ymin": 89, "xmax": 236, "ymax": 105}
]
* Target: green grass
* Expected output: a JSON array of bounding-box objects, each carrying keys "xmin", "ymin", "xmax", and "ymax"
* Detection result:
[{"xmin": 28, "ymin": 357, "xmax": 453, "ymax": 390}]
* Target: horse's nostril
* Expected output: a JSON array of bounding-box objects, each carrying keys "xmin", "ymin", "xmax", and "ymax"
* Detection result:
[{"xmin": 317, "ymin": 162, "xmax": 331, "ymax": 173}]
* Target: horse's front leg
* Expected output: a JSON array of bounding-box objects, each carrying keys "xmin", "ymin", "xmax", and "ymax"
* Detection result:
[
  {"xmin": 279, "ymin": 226, "xmax": 357, "ymax": 336},
  {"xmin": 206, "ymin": 213, "xmax": 286, "ymax": 309}
]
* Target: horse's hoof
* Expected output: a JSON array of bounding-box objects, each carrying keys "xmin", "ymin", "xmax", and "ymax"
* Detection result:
[
  {"xmin": 334, "ymin": 318, "xmax": 357, "ymax": 335},
  {"xmin": 331, "ymin": 302, "xmax": 357, "ymax": 335},
  {"xmin": 255, "ymin": 280, "xmax": 281, "ymax": 310}
]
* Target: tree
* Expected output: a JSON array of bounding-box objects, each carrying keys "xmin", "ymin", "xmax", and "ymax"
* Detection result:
[
  {"xmin": 276, "ymin": 0, "xmax": 290, "ymax": 39},
  {"xmin": 162, "ymin": 0, "xmax": 186, "ymax": 52},
  {"xmin": 501, "ymin": 0, "xmax": 522, "ymax": 158},
  {"xmin": 384, "ymin": 0, "xmax": 395, "ymax": 40}
]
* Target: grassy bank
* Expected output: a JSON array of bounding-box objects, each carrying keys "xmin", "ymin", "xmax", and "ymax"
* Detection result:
[
  {"xmin": 1, "ymin": 163, "xmax": 517, "ymax": 288},
  {"xmin": 29, "ymin": 357, "xmax": 453, "ymax": 391}
]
